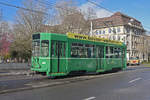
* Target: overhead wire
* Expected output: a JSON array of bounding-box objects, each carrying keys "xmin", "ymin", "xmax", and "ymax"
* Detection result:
[
  {"xmin": 87, "ymin": 0, "xmax": 114, "ymax": 14},
  {"xmin": 0, "ymin": 1, "xmax": 48, "ymax": 14}
]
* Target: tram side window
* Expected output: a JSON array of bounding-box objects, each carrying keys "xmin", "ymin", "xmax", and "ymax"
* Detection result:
[
  {"xmin": 71, "ymin": 47, "xmax": 78, "ymax": 57},
  {"xmin": 110, "ymin": 47, "xmax": 114, "ymax": 58},
  {"xmin": 71, "ymin": 43, "xmax": 95, "ymax": 58},
  {"xmin": 32, "ymin": 40, "xmax": 40, "ymax": 57},
  {"xmin": 41, "ymin": 40, "xmax": 49, "ymax": 57},
  {"xmin": 87, "ymin": 48, "xmax": 92, "ymax": 58},
  {"xmin": 114, "ymin": 48, "xmax": 122, "ymax": 58},
  {"xmin": 106, "ymin": 47, "xmax": 122, "ymax": 58},
  {"xmin": 97, "ymin": 46, "xmax": 104, "ymax": 58},
  {"xmin": 71, "ymin": 43, "xmax": 78, "ymax": 57},
  {"xmin": 106, "ymin": 46, "xmax": 114, "ymax": 58},
  {"xmin": 106, "ymin": 47, "xmax": 109, "ymax": 58},
  {"xmin": 85, "ymin": 45, "xmax": 95, "ymax": 58},
  {"xmin": 78, "ymin": 46, "xmax": 86, "ymax": 58}
]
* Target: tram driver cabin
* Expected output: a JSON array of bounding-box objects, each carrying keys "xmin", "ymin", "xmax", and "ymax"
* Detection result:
[{"xmin": 31, "ymin": 32, "xmax": 126, "ymax": 77}]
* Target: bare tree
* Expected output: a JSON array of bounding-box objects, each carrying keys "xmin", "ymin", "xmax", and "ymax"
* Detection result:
[
  {"xmin": 83, "ymin": 7, "xmax": 97, "ymax": 20},
  {"xmin": 16, "ymin": 0, "xmax": 48, "ymax": 35},
  {"xmin": 10, "ymin": 0, "xmax": 48, "ymax": 60},
  {"xmin": 46, "ymin": 0, "xmax": 94, "ymax": 34},
  {"xmin": 55, "ymin": 0, "xmax": 78, "ymax": 23}
]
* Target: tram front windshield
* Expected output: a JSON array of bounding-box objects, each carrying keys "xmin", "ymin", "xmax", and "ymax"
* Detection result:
[{"xmin": 32, "ymin": 40, "xmax": 40, "ymax": 57}]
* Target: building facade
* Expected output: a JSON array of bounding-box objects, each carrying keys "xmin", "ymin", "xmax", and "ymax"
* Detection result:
[
  {"xmin": 92, "ymin": 12, "xmax": 148, "ymax": 61},
  {"xmin": 146, "ymin": 34, "xmax": 150, "ymax": 61}
]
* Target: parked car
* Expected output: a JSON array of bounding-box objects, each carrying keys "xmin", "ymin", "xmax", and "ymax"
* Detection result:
[{"xmin": 127, "ymin": 57, "xmax": 140, "ymax": 66}]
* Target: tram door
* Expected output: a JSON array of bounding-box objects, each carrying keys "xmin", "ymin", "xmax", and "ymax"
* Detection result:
[
  {"xmin": 51, "ymin": 41, "xmax": 66, "ymax": 73},
  {"xmin": 97, "ymin": 46, "xmax": 104, "ymax": 70}
]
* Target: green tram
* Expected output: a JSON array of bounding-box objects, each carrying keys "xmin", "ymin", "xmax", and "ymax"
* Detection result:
[{"xmin": 31, "ymin": 32, "xmax": 126, "ymax": 77}]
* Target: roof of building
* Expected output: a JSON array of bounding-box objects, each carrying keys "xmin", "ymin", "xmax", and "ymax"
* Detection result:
[{"xmin": 92, "ymin": 12, "xmax": 143, "ymax": 29}]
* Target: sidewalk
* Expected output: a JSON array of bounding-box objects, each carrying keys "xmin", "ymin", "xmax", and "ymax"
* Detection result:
[
  {"xmin": 0, "ymin": 63, "xmax": 31, "ymax": 76},
  {"xmin": 0, "ymin": 63, "xmax": 30, "ymax": 70},
  {"xmin": 0, "ymin": 69, "xmax": 33, "ymax": 77}
]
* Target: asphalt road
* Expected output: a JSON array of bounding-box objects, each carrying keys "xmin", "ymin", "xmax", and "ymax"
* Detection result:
[{"xmin": 0, "ymin": 66, "xmax": 150, "ymax": 100}]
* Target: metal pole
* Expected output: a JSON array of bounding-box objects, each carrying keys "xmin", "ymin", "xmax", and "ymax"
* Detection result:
[
  {"xmin": 143, "ymin": 36, "xmax": 144, "ymax": 61},
  {"xmin": 90, "ymin": 21, "xmax": 93, "ymax": 36},
  {"xmin": 128, "ymin": 19, "xmax": 134, "ymax": 58},
  {"xmin": 130, "ymin": 28, "xmax": 132, "ymax": 57}
]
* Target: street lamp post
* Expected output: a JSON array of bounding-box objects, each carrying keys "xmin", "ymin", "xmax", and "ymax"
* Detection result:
[
  {"xmin": 130, "ymin": 28, "xmax": 132, "ymax": 57},
  {"xmin": 90, "ymin": 21, "xmax": 93, "ymax": 36}
]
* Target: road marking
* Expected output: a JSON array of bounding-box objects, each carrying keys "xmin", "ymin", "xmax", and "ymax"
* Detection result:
[
  {"xmin": 84, "ymin": 96, "xmax": 96, "ymax": 100},
  {"xmin": 129, "ymin": 77, "xmax": 142, "ymax": 83}
]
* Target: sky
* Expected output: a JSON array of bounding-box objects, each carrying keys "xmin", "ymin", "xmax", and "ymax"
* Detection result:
[{"xmin": 0, "ymin": 0, "xmax": 150, "ymax": 31}]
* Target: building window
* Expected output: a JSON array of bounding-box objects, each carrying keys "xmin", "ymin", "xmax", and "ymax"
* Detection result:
[
  {"xmin": 113, "ymin": 28, "xmax": 116, "ymax": 33},
  {"xmin": 113, "ymin": 36, "xmax": 116, "ymax": 40},
  {"xmin": 103, "ymin": 30, "xmax": 105, "ymax": 34},
  {"xmin": 117, "ymin": 27, "xmax": 121, "ymax": 33},
  {"xmin": 118, "ymin": 36, "xmax": 120, "ymax": 41},
  {"xmin": 109, "ymin": 28, "xmax": 111, "ymax": 33},
  {"xmin": 126, "ymin": 28, "xmax": 130, "ymax": 33},
  {"xmin": 95, "ymin": 30, "xmax": 98, "ymax": 35},
  {"xmin": 99, "ymin": 30, "xmax": 101, "ymax": 34}
]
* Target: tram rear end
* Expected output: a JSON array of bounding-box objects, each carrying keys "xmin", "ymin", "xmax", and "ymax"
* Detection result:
[
  {"xmin": 31, "ymin": 33, "xmax": 68, "ymax": 77},
  {"xmin": 31, "ymin": 33, "xmax": 50, "ymax": 75}
]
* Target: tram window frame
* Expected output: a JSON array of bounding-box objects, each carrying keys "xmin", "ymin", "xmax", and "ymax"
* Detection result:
[
  {"xmin": 78, "ymin": 45, "xmax": 86, "ymax": 58},
  {"xmin": 55, "ymin": 42, "xmax": 58, "ymax": 56},
  {"xmin": 71, "ymin": 43, "xmax": 79, "ymax": 58},
  {"xmin": 51, "ymin": 42, "xmax": 54, "ymax": 57},
  {"xmin": 114, "ymin": 48, "xmax": 122, "ymax": 58},
  {"xmin": 86, "ymin": 44, "xmax": 93, "ymax": 58},
  {"xmin": 59, "ymin": 43, "xmax": 63, "ymax": 57},
  {"xmin": 85, "ymin": 44, "xmax": 95, "ymax": 58},
  {"xmin": 71, "ymin": 47, "xmax": 78, "ymax": 58},
  {"xmin": 86, "ymin": 44, "xmax": 96, "ymax": 58},
  {"xmin": 71, "ymin": 43, "xmax": 96, "ymax": 58},
  {"xmin": 106, "ymin": 46, "xmax": 115, "ymax": 58},
  {"xmin": 32, "ymin": 40, "xmax": 40, "ymax": 57},
  {"xmin": 110, "ymin": 47, "xmax": 114, "ymax": 58},
  {"xmin": 41, "ymin": 40, "xmax": 49, "ymax": 57},
  {"xmin": 32, "ymin": 34, "xmax": 40, "ymax": 40},
  {"xmin": 64, "ymin": 43, "xmax": 66, "ymax": 57},
  {"xmin": 96, "ymin": 46, "xmax": 104, "ymax": 58},
  {"xmin": 106, "ymin": 46, "xmax": 109, "ymax": 58},
  {"xmin": 86, "ymin": 47, "xmax": 91, "ymax": 58}
]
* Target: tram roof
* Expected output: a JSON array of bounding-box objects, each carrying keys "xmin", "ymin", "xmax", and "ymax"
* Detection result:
[{"xmin": 35, "ymin": 32, "xmax": 125, "ymax": 46}]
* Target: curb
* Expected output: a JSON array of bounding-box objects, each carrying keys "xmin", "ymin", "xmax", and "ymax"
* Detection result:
[{"xmin": 0, "ymin": 72, "xmax": 34, "ymax": 77}]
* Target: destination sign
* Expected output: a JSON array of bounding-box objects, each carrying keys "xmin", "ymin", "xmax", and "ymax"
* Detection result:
[{"xmin": 67, "ymin": 32, "xmax": 123, "ymax": 45}]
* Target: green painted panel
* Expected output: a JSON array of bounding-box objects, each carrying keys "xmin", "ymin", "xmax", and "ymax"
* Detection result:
[
  {"xmin": 68, "ymin": 58, "xmax": 97, "ymax": 72},
  {"xmin": 105, "ymin": 58, "xmax": 122, "ymax": 70},
  {"xmin": 31, "ymin": 57, "xmax": 49, "ymax": 72}
]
